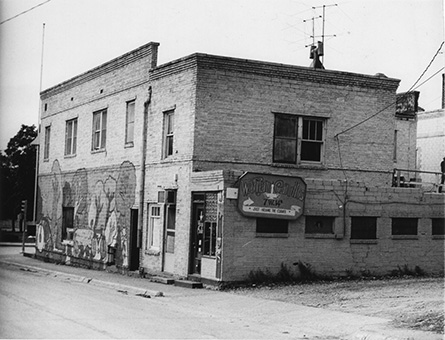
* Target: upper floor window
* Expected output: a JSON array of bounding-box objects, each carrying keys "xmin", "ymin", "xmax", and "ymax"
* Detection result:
[
  {"xmin": 125, "ymin": 100, "xmax": 135, "ymax": 145},
  {"xmin": 65, "ymin": 118, "xmax": 78, "ymax": 156},
  {"xmin": 273, "ymin": 114, "xmax": 325, "ymax": 164},
  {"xmin": 163, "ymin": 110, "xmax": 174, "ymax": 158},
  {"xmin": 92, "ymin": 109, "xmax": 107, "ymax": 151},
  {"xmin": 44, "ymin": 126, "xmax": 51, "ymax": 160}
]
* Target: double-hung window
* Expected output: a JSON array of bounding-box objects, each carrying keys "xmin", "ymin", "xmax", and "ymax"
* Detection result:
[
  {"xmin": 125, "ymin": 100, "xmax": 135, "ymax": 145},
  {"xmin": 44, "ymin": 125, "xmax": 51, "ymax": 160},
  {"xmin": 92, "ymin": 109, "xmax": 107, "ymax": 151},
  {"xmin": 273, "ymin": 114, "xmax": 325, "ymax": 164},
  {"xmin": 163, "ymin": 110, "xmax": 174, "ymax": 158},
  {"xmin": 146, "ymin": 204, "xmax": 161, "ymax": 251},
  {"xmin": 65, "ymin": 118, "xmax": 78, "ymax": 156}
]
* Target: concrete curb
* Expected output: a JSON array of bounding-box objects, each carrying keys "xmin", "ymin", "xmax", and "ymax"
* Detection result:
[
  {"xmin": 0, "ymin": 257, "xmax": 440, "ymax": 340},
  {"xmin": 0, "ymin": 259, "xmax": 164, "ymax": 298}
]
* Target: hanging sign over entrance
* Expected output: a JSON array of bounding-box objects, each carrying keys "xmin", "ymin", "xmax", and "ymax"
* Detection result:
[{"xmin": 238, "ymin": 173, "xmax": 306, "ymax": 220}]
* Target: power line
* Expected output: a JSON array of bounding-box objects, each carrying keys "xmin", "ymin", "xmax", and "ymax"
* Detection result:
[
  {"xmin": 335, "ymin": 41, "xmax": 444, "ymax": 137},
  {"xmin": 414, "ymin": 67, "xmax": 444, "ymax": 91},
  {"xmin": 406, "ymin": 41, "xmax": 444, "ymax": 93},
  {"xmin": 0, "ymin": 0, "xmax": 52, "ymax": 26}
]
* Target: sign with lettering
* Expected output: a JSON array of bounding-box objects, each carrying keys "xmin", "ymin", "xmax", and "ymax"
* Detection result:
[{"xmin": 238, "ymin": 173, "xmax": 306, "ymax": 220}]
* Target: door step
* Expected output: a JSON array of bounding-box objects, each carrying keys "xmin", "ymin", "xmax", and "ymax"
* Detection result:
[
  {"xmin": 151, "ymin": 276, "xmax": 175, "ymax": 285},
  {"xmin": 174, "ymin": 280, "xmax": 203, "ymax": 289}
]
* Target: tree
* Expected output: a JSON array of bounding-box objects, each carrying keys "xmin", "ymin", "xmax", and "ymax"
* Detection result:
[{"xmin": 0, "ymin": 125, "xmax": 37, "ymax": 228}]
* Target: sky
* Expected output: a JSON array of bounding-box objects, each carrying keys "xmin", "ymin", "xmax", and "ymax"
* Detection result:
[{"xmin": 0, "ymin": 0, "xmax": 443, "ymax": 151}]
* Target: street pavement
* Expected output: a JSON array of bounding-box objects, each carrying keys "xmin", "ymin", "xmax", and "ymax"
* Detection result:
[{"xmin": 0, "ymin": 244, "xmax": 442, "ymax": 340}]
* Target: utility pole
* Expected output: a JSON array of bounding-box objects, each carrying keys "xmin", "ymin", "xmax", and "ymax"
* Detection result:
[
  {"xmin": 33, "ymin": 23, "xmax": 45, "ymax": 224},
  {"xmin": 21, "ymin": 200, "xmax": 27, "ymax": 254}
]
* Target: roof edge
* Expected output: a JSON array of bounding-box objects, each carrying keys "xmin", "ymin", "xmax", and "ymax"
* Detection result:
[{"xmin": 41, "ymin": 42, "xmax": 160, "ymax": 98}]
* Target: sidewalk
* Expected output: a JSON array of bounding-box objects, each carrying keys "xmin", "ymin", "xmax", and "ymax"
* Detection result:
[
  {"xmin": 0, "ymin": 245, "xmax": 442, "ymax": 340},
  {"xmin": 0, "ymin": 245, "xmax": 202, "ymax": 298}
]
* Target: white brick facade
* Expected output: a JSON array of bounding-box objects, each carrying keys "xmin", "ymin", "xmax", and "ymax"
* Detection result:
[{"xmin": 36, "ymin": 42, "xmax": 444, "ymax": 282}]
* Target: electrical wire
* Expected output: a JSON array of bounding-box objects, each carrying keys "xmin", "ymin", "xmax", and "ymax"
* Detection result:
[
  {"xmin": 406, "ymin": 41, "xmax": 444, "ymax": 93},
  {"xmin": 335, "ymin": 41, "xmax": 444, "ymax": 138},
  {"xmin": 413, "ymin": 67, "xmax": 444, "ymax": 91},
  {"xmin": 0, "ymin": 0, "xmax": 52, "ymax": 26}
]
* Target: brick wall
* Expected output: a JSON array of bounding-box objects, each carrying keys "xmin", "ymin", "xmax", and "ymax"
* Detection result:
[
  {"xmin": 138, "ymin": 62, "xmax": 198, "ymax": 276},
  {"xmin": 37, "ymin": 42, "xmax": 159, "ymax": 268},
  {"xmin": 37, "ymin": 160, "xmax": 137, "ymax": 267},
  {"xmin": 221, "ymin": 171, "xmax": 444, "ymax": 281},
  {"xmin": 193, "ymin": 54, "xmax": 399, "ymax": 187}
]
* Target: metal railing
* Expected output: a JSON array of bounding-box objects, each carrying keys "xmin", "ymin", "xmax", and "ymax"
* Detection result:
[{"xmin": 392, "ymin": 168, "xmax": 443, "ymax": 192}]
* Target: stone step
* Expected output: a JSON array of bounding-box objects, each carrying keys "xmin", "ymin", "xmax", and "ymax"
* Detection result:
[
  {"xmin": 174, "ymin": 280, "xmax": 203, "ymax": 289},
  {"xmin": 151, "ymin": 276, "xmax": 175, "ymax": 285}
]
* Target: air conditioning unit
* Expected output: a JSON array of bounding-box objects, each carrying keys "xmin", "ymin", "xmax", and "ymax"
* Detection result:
[{"xmin": 157, "ymin": 190, "xmax": 177, "ymax": 204}]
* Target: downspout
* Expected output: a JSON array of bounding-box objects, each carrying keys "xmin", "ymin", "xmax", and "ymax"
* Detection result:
[{"xmin": 137, "ymin": 86, "xmax": 152, "ymax": 251}]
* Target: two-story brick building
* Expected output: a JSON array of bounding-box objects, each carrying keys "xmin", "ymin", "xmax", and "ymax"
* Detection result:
[{"xmin": 36, "ymin": 41, "xmax": 444, "ymax": 284}]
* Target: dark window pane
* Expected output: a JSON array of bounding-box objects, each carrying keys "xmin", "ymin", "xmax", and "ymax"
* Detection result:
[
  {"xmin": 167, "ymin": 205, "xmax": 176, "ymax": 230},
  {"xmin": 301, "ymin": 141, "xmax": 321, "ymax": 161},
  {"xmin": 275, "ymin": 116, "xmax": 297, "ymax": 138},
  {"xmin": 274, "ymin": 138, "xmax": 297, "ymax": 163},
  {"xmin": 302, "ymin": 119, "xmax": 308, "ymax": 139},
  {"xmin": 351, "ymin": 217, "xmax": 377, "ymax": 239},
  {"xmin": 62, "ymin": 207, "xmax": 74, "ymax": 240},
  {"xmin": 101, "ymin": 112, "xmax": 107, "ymax": 149},
  {"xmin": 392, "ymin": 218, "xmax": 417, "ymax": 235},
  {"xmin": 256, "ymin": 218, "xmax": 288, "ymax": 234},
  {"xmin": 432, "ymin": 218, "xmax": 445, "ymax": 235},
  {"xmin": 166, "ymin": 135, "xmax": 173, "ymax": 156},
  {"xmin": 316, "ymin": 120, "xmax": 323, "ymax": 140}
]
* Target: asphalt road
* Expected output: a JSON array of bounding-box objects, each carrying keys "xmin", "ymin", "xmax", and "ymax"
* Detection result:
[{"xmin": 0, "ymin": 246, "xmax": 441, "ymax": 339}]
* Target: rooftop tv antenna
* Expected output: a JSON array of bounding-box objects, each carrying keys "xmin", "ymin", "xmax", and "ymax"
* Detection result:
[{"xmin": 304, "ymin": 4, "xmax": 337, "ymax": 68}]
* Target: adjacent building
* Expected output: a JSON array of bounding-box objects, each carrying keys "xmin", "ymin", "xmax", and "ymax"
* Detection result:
[
  {"xmin": 36, "ymin": 42, "xmax": 444, "ymax": 284},
  {"xmin": 416, "ymin": 75, "xmax": 445, "ymax": 189}
]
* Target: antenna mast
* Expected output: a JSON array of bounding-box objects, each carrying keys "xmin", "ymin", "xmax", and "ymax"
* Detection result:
[{"xmin": 312, "ymin": 4, "xmax": 337, "ymax": 64}]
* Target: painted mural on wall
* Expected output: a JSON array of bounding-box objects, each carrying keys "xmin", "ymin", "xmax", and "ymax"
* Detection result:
[{"xmin": 36, "ymin": 160, "xmax": 137, "ymax": 268}]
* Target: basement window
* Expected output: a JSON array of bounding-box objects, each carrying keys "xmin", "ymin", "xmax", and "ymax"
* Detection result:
[
  {"xmin": 256, "ymin": 218, "xmax": 288, "ymax": 237},
  {"xmin": 432, "ymin": 218, "xmax": 445, "ymax": 237},
  {"xmin": 392, "ymin": 218, "xmax": 418, "ymax": 236},
  {"xmin": 350, "ymin": 217, "xmax": 377, "ymax": 240},
  {"xmin": 305, "ymin": 216, "xmax": 335, "ymax": 234}
]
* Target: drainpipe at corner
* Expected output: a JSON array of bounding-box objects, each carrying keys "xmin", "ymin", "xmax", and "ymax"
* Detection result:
[{"xmin": 137, "ymin": 86, "xmax": 152, "ymax": 250}]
